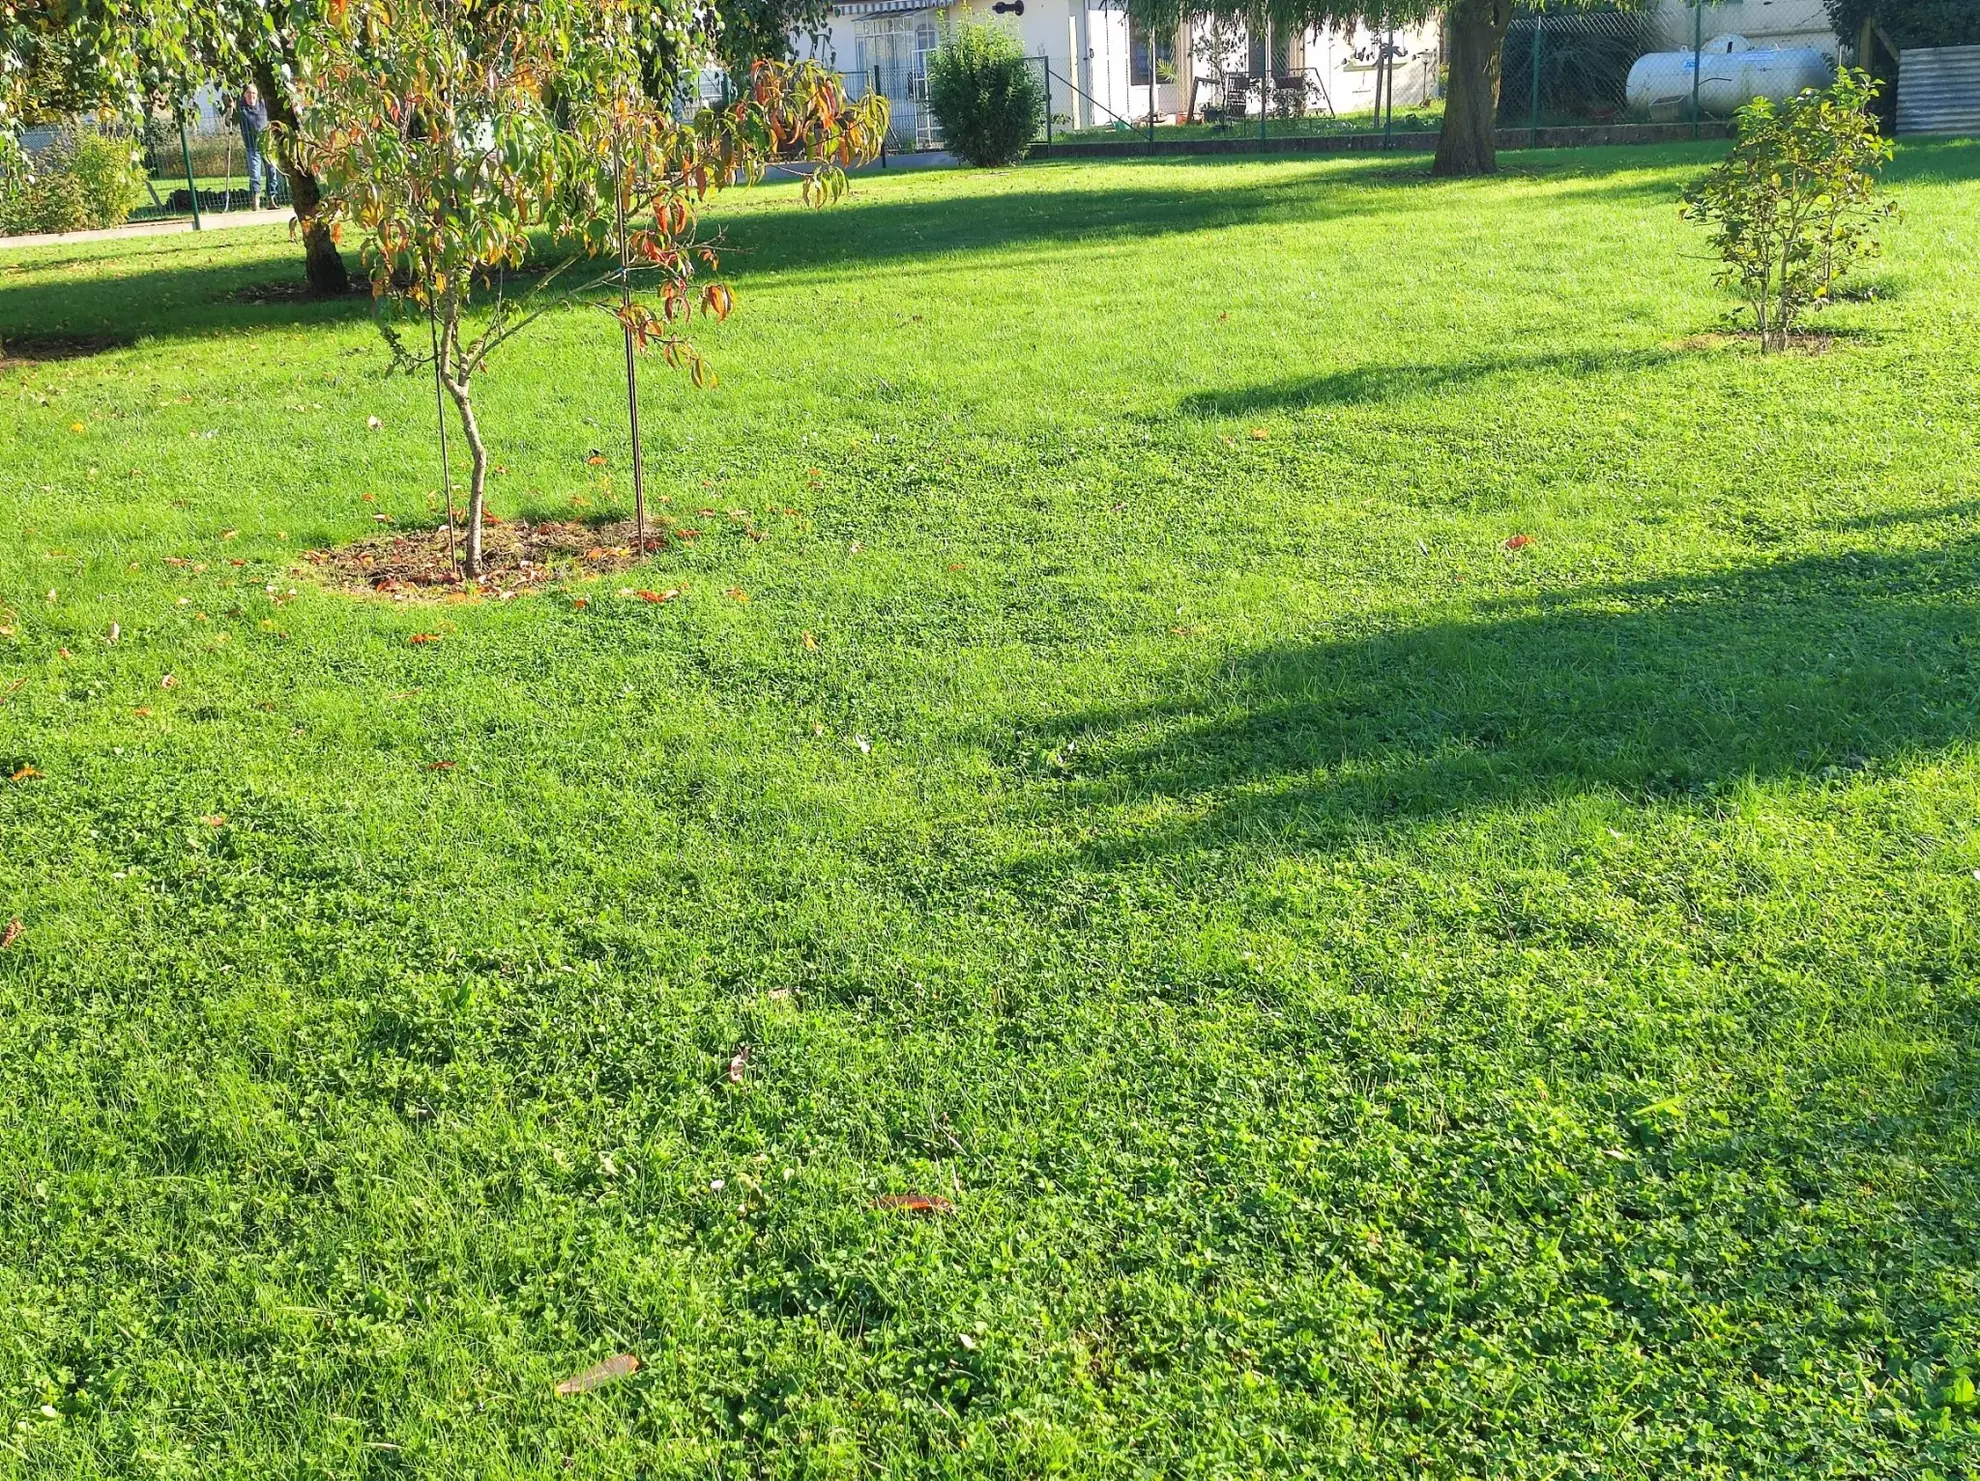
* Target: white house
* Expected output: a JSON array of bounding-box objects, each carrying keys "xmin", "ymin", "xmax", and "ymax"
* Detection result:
[{"xmin": 795, "ymin": 0, "xmax": 1441, "ymax": 148}]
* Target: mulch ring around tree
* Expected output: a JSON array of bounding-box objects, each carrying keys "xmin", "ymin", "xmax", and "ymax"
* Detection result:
[{"xmin": 305, "ymin": 515, "xmax": 701, "ymax": 600}]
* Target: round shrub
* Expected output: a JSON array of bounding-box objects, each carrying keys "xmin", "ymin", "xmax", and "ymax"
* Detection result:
[{"xmin": 924, "ymin": 21, "xmax": 1044, "ymax": 168}]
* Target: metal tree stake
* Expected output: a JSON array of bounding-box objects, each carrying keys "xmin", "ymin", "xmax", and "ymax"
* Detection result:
[
  {"xmin": 427, "ymin": 290, "xmax": 459, "ymax": 575},
  {"xmin": 615, "ymin": 125, "xmax": 647, "ymax": 555}
]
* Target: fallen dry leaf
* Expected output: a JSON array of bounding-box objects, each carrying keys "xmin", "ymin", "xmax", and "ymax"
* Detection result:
[
  {"xmin": 724, "ymin": 588, "xmax": 749, "ymax": 603},
  {"xmin": 199, "ymin": 814, "xmax": 226, "ymax": 827},
  {"xmin": 585, "ymin": 451, "xmax": 607, "ymax": 466},
  {"xmin": 10, "ymin": 765, "xmax": 43, "ymax": 781},
  {"xmin": 0, "ymin": 919, "xmax": 19, "ymax": 949},
  {"xmin": 408, "ymin": 633, "xmax": 440, "ymax": 645},
  {"xmin": 571, "ymin": 597, "xmax": 589, "ymax": 610},
  {"xmin": 802, "ymin": 631, "xmax": 818, "ymax": 651},
  {"xmin": 875, "ymin": 1193, "xmax": 953, "ymax": 1216},
  {"xmin": 133, "ymin": 706, "xmax": 152, "ymax": 717},
  {"xmin": 220, "ymin": 529, "xmax": 238, "ymax": 541},
  {"xmin": 635, "ymin": 589, "xmax": 680, "ymax": 604},
  {"xmin": 160, "ymin": 674, "xmax": 177, "ymax": 688},
  {"xmin": 1503, "ymin": 534, "xmax": 1534, "ymax": 552},
  {"xmin": 427, "ymin": 760, "xmax": 456, "ymax": 771},
  {"xmin": 1248, "ymin": 427, "xmax": 1270, "ymax": 441},
  {"xmin": 727, "ymin": 1045, "xmax": 750, "ymax": 1084},
  {"xmin": 555, "ymin": 1354, "xmax": 640, "ymax": 1396}
]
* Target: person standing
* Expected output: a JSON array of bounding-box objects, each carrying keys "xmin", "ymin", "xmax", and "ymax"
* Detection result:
[{"xmin": 235, "ymin": 83, "xmax": 271, "ymax": 210}]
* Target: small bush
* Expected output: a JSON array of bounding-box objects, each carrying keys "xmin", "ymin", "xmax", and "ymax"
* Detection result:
[
  {"xmin": 0, "ymin": 124, "xmax": 147, "ymax": 235},
  {"xmin": 1682, "ymin": 70, "xmax": 1895, "ymax": 351},
  {"xmin": 924, "ymin": 21, "xmax": 1044, "ymax": 168}
]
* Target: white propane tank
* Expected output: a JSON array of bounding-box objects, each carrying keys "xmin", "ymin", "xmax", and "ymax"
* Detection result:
[{"xmin": 1626, "ymin": 34, "xmax": 1834, "ymax": 120}]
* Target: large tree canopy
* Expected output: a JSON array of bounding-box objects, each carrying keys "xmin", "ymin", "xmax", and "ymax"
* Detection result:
[
  {"xmin": 1126, "ymin": 0, "xmax": 1636, "ymax": 176},
  {"xmin": 2, "ymin": 0, "xmax": 825, "ymax": 282}
]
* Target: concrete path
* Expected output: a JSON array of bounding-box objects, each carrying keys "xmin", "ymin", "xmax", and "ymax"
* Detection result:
[{"xmin": 0, "ymin": 208, "xmax": 294, "ymax": 253}]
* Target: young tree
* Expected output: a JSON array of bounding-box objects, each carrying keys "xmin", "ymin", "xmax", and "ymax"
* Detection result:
[
  {"xmin": 293, "ymin": 0, "xmax": 885, "ymax": 578},
  {"xmin": 1681, "ymin": 70, "xmax": 1895, "ymax": 352}
]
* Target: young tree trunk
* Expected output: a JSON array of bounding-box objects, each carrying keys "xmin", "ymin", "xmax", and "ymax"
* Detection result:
[
  {"xmin": 255, "ymin": 60, "xmax": 351, "ymax": 297},
  {"xmin": 443, "ymin": 375, "xmax": 490, "ymax": 578},
  {"xmin": 1433, "ymin": 0, "xmax": 1515, "ymax": 179}
]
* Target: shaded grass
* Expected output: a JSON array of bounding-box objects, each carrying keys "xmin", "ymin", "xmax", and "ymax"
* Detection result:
[{"xmin": 3, "ymin": 140, "xmax": 1980, "ymax": 1478}]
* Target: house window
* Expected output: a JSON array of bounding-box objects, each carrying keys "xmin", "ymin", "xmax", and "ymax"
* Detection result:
[{"xmin": 1129, "ymin": 17, "xmax": 1176, "ymax": 86}]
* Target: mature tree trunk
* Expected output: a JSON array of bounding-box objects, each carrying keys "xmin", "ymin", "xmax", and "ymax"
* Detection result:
[
  {"xmin": 254, "ymin": 58, "xmax": 351, "ymax": 296},
  {"xmin": 1433, "ymin": 0, "xmax": 1516, "ymax": 178}
]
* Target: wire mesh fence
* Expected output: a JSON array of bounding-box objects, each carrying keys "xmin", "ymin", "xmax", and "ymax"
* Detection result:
[
  {"xmin": 1027, "ymin": 0, "xmax": 1849, "ymax": 157},
  {"xmin": 134, "ymin": 107, "xmax": 293, "ymax": 220}
]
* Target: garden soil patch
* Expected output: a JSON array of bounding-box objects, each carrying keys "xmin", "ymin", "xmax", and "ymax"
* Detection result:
[{"xmin": 305, "ymin": 516, "xmax": 709, "ymax": 599}]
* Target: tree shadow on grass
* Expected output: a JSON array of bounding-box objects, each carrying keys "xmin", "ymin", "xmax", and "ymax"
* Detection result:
[
  {"xmin": 1009, "ymin": 537, "xmax": 1980, "ymax": 871},
  {"xmin": 1176, "ymin": 345, "xmax": 1684, "ymax": 414}
]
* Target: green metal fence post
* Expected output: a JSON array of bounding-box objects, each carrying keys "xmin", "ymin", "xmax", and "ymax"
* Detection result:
[
  {"xmin": 1260, "ymin": 21, "xmax": 1270, "ymax": 148},
  {"xmin": 177, "ymin": 107, "xmax": 202, "ymax": 231},
  {"xmin": 1690, "ymin": 1, "xmax": 1703, "ymax": 138},
  {"xmin": 1528, "ymin": 18, "xmax": 1542, "ymax": 149},
  {"xmin": 1383, "ymin": 30, "xmax": 1396, "ymax": 148},
  {"xmin": 875, "ymin": 65, "xmax": 888, "ymax": 165}
]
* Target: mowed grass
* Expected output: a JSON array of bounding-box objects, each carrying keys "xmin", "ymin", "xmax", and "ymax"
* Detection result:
[{"xmin": 4, "ymin": 141, "xmax": 1980, "ymax": 1478}]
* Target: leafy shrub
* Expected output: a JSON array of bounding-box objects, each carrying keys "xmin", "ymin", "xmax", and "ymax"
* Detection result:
[
  {"xmin": 924, "ymin": 21, "xmax": 1044, "ymax": 167},
  {"xmin": 0, "ymin": 124, "xmax": 146, "ymax": 235},
  {"xmin": 1681, "ymin": 70, "xmax": 1895, "ymax": 351}
]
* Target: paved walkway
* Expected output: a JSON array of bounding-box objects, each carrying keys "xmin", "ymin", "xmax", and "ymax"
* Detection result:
[
  {"xmin": 0, "ymin": 157, "xmax": 954, "ymax": 254},
  {"xmin": 0, "ymin": 208, "xmax": 294, "ymax": 253}
]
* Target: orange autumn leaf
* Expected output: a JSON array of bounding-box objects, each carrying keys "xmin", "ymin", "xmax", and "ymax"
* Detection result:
[
  {"xmin": 1503, "ymin": 534, "xmax": 1534, "ymax": 552},
  {"xmin": 427, "ymin": 760, "xmax": 456, "ymax": 771},
  {"xmin": 10, "ymin": 765, "xmax": 43, "ymax": 781},
  {"xmin": 555, "ymin": 1354, "xmax": 641, "ymax": 1396},
  {"xmin": 635, "ymin": 589, "xmax": 680, "ymax": 604},
  {"xmin": 408, "ymin": 633, "xmax": 440, "ymax": 645},
  {"xmin": 875, "ymin": 1193, "xmax": 954, "ymax": 1216}
]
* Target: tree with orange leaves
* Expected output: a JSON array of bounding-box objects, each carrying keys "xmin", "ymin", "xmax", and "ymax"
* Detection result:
[{"xmin": 291, "ymin": 0, "xmax": 886, "ymax": 578}]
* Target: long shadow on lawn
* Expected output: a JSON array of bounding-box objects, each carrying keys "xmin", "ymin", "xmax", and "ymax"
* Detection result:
[
  {"xmin": 1010, "ymin": 535, "xmax": 1980, "ymax": 869},
  {"xmin": 1178, "ymin": 345, "xmax": 1683, "ymax": 414}
]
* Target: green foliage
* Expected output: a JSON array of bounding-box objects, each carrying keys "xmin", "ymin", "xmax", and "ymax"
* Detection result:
[
  {"xmin": 0, "ymin": 123, "xmax": 144, "ymax": 234},
  {"xmin": 1826, "ymin": 0, "xmax": 1980, "ymax": 51},
  {"xmin": 923, "ymin": 20, "xmax": 1044, "ymax": 168},
  {"xmin": 1682, "ymin": 70, "xmax": 1896, "ymax": 351}
]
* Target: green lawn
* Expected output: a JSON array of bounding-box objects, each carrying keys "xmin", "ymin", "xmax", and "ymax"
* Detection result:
[{"xmin": 4, "ymin": 141, "xmax": 1980, "ymax": 1478}]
